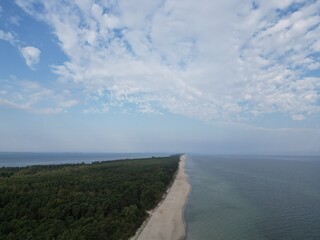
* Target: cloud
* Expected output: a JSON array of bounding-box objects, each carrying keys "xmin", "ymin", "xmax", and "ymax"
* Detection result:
[
  {"xmin": 20, "ymin": 46, "xmax": 41, "ymax": 69},
  {"xmin": 0, "ymin": 30, "xmax": 15, "ymax": 44},
  {"xmin": 0, "ymin": 29, "xmax": 42, "ymax": 69},
  {"xmin": 0, "ymin": 79, "xmax": 78, "ymax": 114},
  {"xmin": 9, "ymin": 16, "xmax": 21, "ymax": 26},
  {"xmin": 14, "ymin": 0, "xmax": 320, "ymax": 120},
  {"xmin": 292, "ymin": 114, "xmax": 305, "ymax": 121}
]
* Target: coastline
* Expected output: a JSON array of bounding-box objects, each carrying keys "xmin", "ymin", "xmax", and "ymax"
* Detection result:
[{"xmin": 134, "ymin": 154, "xmax": 191, "ymax": 240}]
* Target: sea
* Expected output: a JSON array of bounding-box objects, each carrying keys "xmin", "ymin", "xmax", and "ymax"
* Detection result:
[
  {"xmin": 185, "ymin": 155, "xmax": 320, "ymax": 240},
  {"xmin": 1, "ymin": 153, "xmax": 319, "ymax": 239},
  {"xmin": 0, "ymin": 152, "xmax": 170, "ymax": 167}
]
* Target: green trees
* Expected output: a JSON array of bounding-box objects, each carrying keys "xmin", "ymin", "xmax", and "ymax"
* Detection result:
[{"xmin": 0, "ymin": 156, "xmax": 180, "ymax": 240}]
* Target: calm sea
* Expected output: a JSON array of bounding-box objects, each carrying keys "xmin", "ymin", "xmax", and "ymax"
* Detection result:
[
  {"xmin": 0, "ymin": 152, "xmax": 170, "ymax": 167},
  {"xmin": 185, "ymin": 155, "xmax": 320, "ymax": 240}
]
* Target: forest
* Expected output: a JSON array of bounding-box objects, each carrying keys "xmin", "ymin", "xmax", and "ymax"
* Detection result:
[{"xmin": 0, "ymin": 155, "xmax": 180, "ymax": 240}]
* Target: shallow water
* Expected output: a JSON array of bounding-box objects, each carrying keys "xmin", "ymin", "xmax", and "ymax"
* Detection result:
[{"xmin": 185, "ymin": 155, "xmax": 320, "ymax": 240}]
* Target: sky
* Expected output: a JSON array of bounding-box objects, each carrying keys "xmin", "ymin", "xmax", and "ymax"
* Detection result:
[{"xmin": 0, "ymin": 0, "xmax": 319, "ymax": 154}]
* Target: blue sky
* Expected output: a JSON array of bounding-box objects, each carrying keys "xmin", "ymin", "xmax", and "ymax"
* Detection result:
[{"xmin": 0, "ymin": 0, "xmax": 319, "ymax": 154}]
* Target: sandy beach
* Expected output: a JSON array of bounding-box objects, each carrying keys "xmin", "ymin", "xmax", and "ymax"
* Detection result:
[{"xmin": 136, "ymin": 154, "xmax": 191, "ymax": 240}]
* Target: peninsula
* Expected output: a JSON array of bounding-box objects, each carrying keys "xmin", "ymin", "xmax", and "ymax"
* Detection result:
[
  {"xmin": 0, "ymin": 155, "xmax": 180, "ymax": 239},
  {"xmin": 135, "ymin": 154, "xmax": 191, "ymax": 240}
]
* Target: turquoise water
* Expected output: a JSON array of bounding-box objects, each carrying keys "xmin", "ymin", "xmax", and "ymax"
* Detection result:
[{"xmin": 185, "ymin": 155, "xmax": 320, "ymax": 240}]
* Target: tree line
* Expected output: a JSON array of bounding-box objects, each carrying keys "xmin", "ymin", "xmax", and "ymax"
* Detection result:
[{"xmin": 0, "ymin": 155, "xmax": 180, "ymax": 239}]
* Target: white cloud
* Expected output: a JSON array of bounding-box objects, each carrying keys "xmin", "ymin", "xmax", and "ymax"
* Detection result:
[
  {"xmin": 0, "ymin": 79, "xmax": 78, "ymax": 114},
  {"xmin": 14, "ymin": 0, "xmax": 320, "ymax": 120},
  {"xmin": 292, "ymin": 114, "xmax": 305, "ymax": 121},
  {"xmin": 20, "ymin": 46, "xmax": 41, "ymax": 69},
  {"xmin": 0, "ymin": 30, "xmax": 15, "ymax": 44},
  {"xmin": 1, "ymin": 30, "xmax": 42, "ymax": 69}
]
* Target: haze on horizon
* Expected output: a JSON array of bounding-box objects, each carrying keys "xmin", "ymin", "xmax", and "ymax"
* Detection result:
[{"xmin": 0, "ymin": 0, "xmax": 319, "ymax": 155}]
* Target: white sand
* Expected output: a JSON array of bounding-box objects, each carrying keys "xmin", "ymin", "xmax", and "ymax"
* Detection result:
[{"xmin": 136, "ymin": 155, "xmax": 191, "ymax": 240}]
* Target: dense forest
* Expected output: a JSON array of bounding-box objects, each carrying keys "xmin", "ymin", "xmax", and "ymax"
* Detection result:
[{"xmin": 0, "ymin": 155, "xmax": 180, "ymax": 240}]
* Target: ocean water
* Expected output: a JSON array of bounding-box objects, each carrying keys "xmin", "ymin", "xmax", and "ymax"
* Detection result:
[
  {"xmin": 185, "ymin": 155, "xmax": 320, "ymax": 240},
  {"xmin": 0, "ymin": 152, "xmax": 170, "ymax": 167}
]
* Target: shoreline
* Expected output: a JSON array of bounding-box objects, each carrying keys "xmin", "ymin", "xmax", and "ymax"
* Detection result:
[{"xmin": 133, "ymin": 154, "xmax": 191, "ymax": 240}]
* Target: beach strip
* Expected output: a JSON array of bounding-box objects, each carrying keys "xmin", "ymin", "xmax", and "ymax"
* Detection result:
[{"xmin": 135, "ymin": 154, "xmax": 191, "ymax": 240}]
